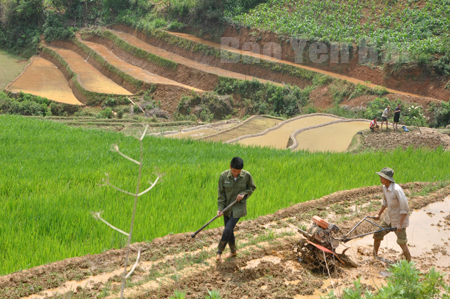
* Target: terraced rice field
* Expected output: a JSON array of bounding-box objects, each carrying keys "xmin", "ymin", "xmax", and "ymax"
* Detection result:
[
  {"xmin": 5, "ymin": 24, "xmax": 439, "ymax": 110},
  {"xmin": 166, "ymin": 128, "xmax": 219, "ymax": 139},
  {"xmin": 80, "ymin": 40, "xmax": 201, "ymax": 91},
  {"xmin": 6, "ymin": 57, "xmax": 81, "ymax": 105},
  {"xmin": 293, "ymin": 121, "xmax": 369, "ymax": 152},
  {"xmin": 110, "ymin": 30, "xmax": 282, "ymax": 86},
  {"xmin": 237, "ymin": 115, "xmax": 337, "ymax": 149},
  {"xmin": 48, "ymin": 47, "xmax": 132, "ymax": 95},
  {"xmin": 166, "ymin": 32, "xmax": 433, "ymax": 99},
  {"xmin": 203, "ymin": 116, "xmax": 283, "ymax": 142}
]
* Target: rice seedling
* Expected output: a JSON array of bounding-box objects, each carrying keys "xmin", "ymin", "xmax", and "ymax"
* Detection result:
[{"xmin": 0, "ymin": 115, "xmax": 449, "ymax": 275}]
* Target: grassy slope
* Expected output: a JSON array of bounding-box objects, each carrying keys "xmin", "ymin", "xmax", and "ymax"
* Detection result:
[
  {"xmin": 1, "ymin": 115, "xmax": 450, "ymax": 275},
  {"xmin": 0, "ymin": 50, "xmax": 28, "ymax": 90}
]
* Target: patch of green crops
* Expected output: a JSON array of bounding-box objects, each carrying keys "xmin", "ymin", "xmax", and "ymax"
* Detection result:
[{"xmin": 1, "ymin": 115, "xmax": 450, "ymax": 275}]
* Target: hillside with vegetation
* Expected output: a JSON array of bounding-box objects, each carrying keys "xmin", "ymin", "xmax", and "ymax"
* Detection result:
[
  {"xmin": 1, "ymin": 0, "xmax": 450, "ymax": 129},
  {"xmin": 2, "ymin": 2, "xmax": 450, "ymax": 298}
]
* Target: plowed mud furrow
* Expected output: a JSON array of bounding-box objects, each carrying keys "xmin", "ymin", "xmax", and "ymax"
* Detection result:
[
  {"xmin": 109, "ymin": 30, "xmax": 283, "ymax": 87},
  {"xmin": 5, "ymin": 57, "xmax": 82, "ymax": 105},
  {"xmin": 46, "ymin": 46, "xmax": 132, "ymax": 95},
  {"xmin": 79, "ymin": 40, "xmax": 202, "ymax": 92},
  {"xmin": 167, "ymin": 32, "xmax": 441, "ymax": 102},
  {"xmin": 3, "ymin": 182, "xmax": 449, "ymax": 299}
]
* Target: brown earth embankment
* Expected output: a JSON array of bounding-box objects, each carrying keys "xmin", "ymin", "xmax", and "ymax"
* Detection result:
[
  {"xmin": 220, "ymin": 26, "xmax": 450, "ymax": 102},
  {"xmin": 49, "ymin": 40, "xmax": 202, "ymax": 110},
  {"xmin": 81, "ymin": 31, "xmax": 219, "ymax": 91},
  {"xmin": 108, "ymin": 24, "xmax": 313, "ymax": 89},
  {"xmin": 50, "ymin": 40, "xmax": 139, "ymax": 94},
  {"xmin": 41, "ymin": 48, "xmax": 127, "ymax": 106}
]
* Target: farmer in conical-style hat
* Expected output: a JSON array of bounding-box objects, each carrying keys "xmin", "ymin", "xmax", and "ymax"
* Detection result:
[{"xmin": 373, "ymin": 167, "xmax": 411, "ymax": 261}]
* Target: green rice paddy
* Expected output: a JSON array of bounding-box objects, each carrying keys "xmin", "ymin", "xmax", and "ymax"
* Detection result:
[{"xmin": 1, "ymin": 115, "xmax": 449, "ymax": 275}]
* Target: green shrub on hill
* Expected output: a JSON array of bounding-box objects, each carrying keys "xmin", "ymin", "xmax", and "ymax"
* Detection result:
[
  {"xmin": 42, "ymin": 11, "xmax": 77, "ymax": 43},
  {"xmin": 97, "ymin": 107, "xmax": 114, "ymax": 119},
  {"xmin": 0, "ymin": 92, "xmax": 79, "ymax": 116},
  {"xmin": 363, "ymin": 97, "xmax": 427, "ymax": 127},
  {"xmin": 324, "ymin": 96, "xmax": 434, "ymax": 127},
  {"xmin": 216, "ymin": 78, "xmax": 308, "ymax": 117},
  {"xmin": 176, "ymin": 92, "xmax": 233, "ymax": 121},
  {"xmin": 0, "ymin": 0, "xmax": 43, "ymax": 56},
  {"xmin": 428, "ymin": 101, "xmax": 450, "ymax": 128}
]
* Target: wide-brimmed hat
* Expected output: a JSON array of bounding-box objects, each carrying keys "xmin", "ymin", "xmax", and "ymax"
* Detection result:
[{"xmin": 375, "ymin": 167, "xmax": 395, "ymax": 182}]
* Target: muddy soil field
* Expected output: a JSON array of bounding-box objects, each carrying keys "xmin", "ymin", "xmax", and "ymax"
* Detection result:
[
  {"xmin": 355, "ymin": 128, "xmax": 450, "ymax": 152},
  {"xmin": 1, "ymin": 182, "xmax": 450, "ymax": 299}
]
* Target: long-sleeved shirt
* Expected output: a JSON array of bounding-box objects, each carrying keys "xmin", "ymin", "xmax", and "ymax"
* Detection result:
[
  {"xmin": 382, "ymin": 183, "xmax": 409, "ymax": 228},
  {"xmin": 218, "ymin": 169, "xmax": 256, "ymax": 218}
]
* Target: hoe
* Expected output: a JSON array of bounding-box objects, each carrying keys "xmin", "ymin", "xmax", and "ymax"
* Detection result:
[{"xmin": 294, "ymin": 216, "xmax": 396, "ymax": 271}]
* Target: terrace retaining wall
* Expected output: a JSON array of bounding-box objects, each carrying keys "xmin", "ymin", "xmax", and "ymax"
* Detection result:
[
  {"xmin": 108, "ymin": 24, "xmax": 314, "ymax": 88},
  {"xmin": 81, "ymin": 30, "xmax": 219, "ymax": 91}
]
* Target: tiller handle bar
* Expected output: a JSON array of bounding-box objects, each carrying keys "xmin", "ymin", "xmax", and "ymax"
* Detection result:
[
  {"xmin": 339, "ymin": 215, "xmax": 397, "ymax": 243},
  {"xmin": 191, "ymin": 196, "xmax": 246, "ymax": 238}
]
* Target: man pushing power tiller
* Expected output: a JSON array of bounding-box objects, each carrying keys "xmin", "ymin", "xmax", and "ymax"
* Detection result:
[
  {"xmin": 216, "ymin": 157, "xmax": 256, "ymax": 262},
  {"xmin": 373, "ymin": 167, "xmax": 412, "ymax": 262}
]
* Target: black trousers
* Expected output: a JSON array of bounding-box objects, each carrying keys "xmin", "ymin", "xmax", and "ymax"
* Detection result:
[{"xmin": 217, "ymin": 212, "xmax": 240, "ymax": 254}]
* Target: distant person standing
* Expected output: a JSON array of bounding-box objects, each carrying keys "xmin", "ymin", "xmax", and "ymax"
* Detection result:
[
  {"xmin": 381, "ymin": 106, "xmax": 390, "ymax": 131},
  {"xmin": 393, "ymin": 104, "xmax": 401, "ymax": 132},
  {"xmin": 216, "ymin": 157, "xmax": 256, "ymax": 262}
]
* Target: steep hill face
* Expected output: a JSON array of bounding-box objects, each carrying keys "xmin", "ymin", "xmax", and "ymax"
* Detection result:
[
  {"xmin": 177, "ymin": 0, "xmax": 449, "ymax": 103},
  {"xmin": 219, "ymin": 25, "xmax": 450, "ymax": 102}
]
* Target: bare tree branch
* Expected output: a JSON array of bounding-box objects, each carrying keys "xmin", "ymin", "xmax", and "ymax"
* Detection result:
[
  {"xmin": 92, "ymin": 212, "xmax": 129, "ymax": 237},
  {"xmin": 126, "ymin": 96, "xmax": 145, "ymax": 113},
  {"xmin": 103, "ymin": 174, "xmax": 135, "ymax": 196},
  {"xmin": 106, "ymin": 182, "xmax": 136, "ymax": 196},
  {"xmin": 138, "ymin": 176, "xmax": 160, "ymax": 197},
  {"xmin": 96, "ymin": 126, "xmax": 159, "ymax": 299},
  {"xmin": 125, "ymin": 249, "xmax": 141, "ymax": 279},
  {"xmin": 140, "ymin": 125, "xmax": 149, "ymax": 141},
  {"xmin": 112, "ymin": 144, "xmax": 140, "ymax": 165}
]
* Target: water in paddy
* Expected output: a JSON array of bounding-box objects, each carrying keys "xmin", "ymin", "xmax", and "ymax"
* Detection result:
[
  {"xmin": 345, "ymin": 196, "xmax": 450, "ymax": 267},
  {"xmin": 204, "ymin": 117, "xmax": 283, "ymax": 142},
  {"xmin": 294, "ymin": 121, "xmax": 368, "ymax": 152},
  {"xmin": 238, "ymin": 116, "xmax": 336, "ymax": 149}
]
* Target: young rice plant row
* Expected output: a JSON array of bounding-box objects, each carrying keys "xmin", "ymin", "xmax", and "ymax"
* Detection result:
[{"xmin": 0, "ymin": 115, "xmax": 449, "ymax": 275}]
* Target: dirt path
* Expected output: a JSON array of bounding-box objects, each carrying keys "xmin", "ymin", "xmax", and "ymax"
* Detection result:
[
  {"xmin": 168, "ymin": 32, "xmax": 442, "ymax": 104},
  {"xmin": 110, "ymin": 30, "xmax": 283, "ymax": 87},
  {"xmin": 80, "ymin": 40, "xmax": 203, "ymax": 92},
  {"xmin": 47, "ymin": 46, "xmax": 132, "ymax": 95},
  {"xmin": 5, "ymin": 57, "xmax": 82, "ymax": 105},
  {"xmin": 2, "ymin": 182, "xmax": 449, "ymax": 299}
]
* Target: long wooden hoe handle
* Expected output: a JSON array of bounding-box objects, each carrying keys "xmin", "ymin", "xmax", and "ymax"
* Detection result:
[{"xmin": 191, "ymin": 199, "xmax": 239, "ymax": 238}]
